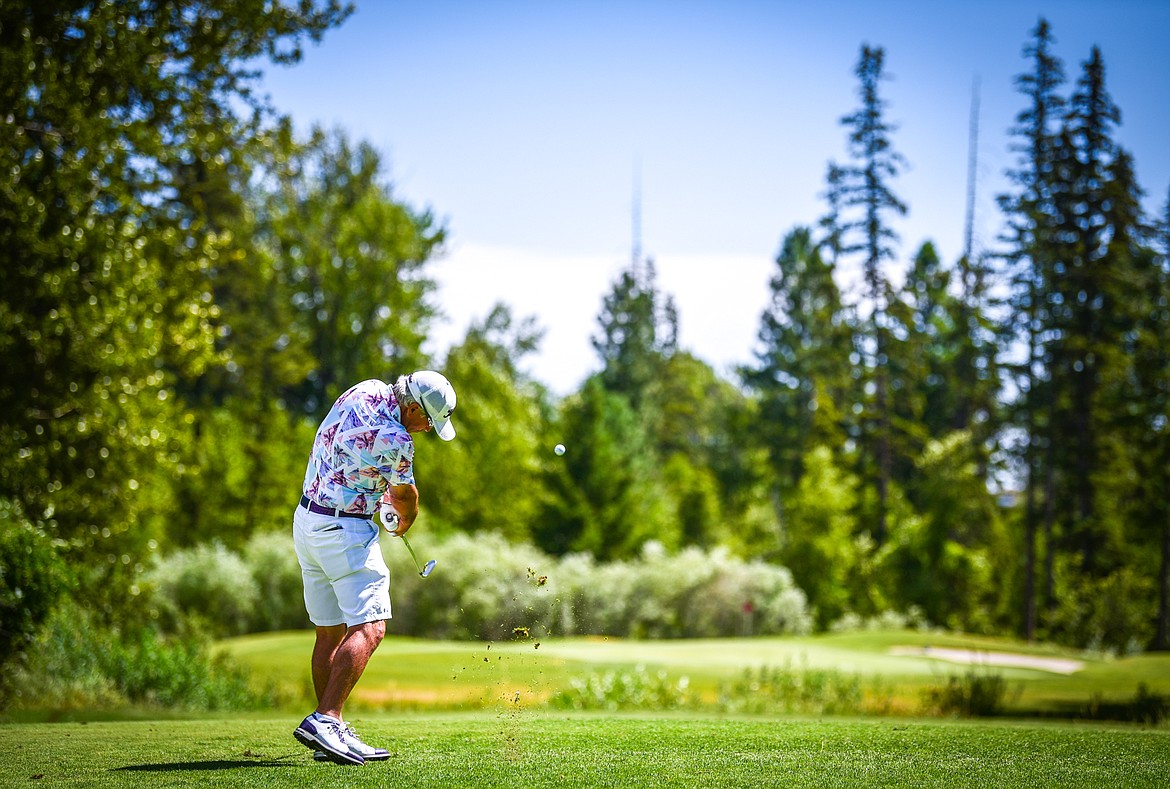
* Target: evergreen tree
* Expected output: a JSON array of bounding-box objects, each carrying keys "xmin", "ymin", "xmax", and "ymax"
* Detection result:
[
  {"xmin": 1050, "ymin": 46, "xmax": 1125, "ymax": 576},
  {"xmin": 891, "ymin": 239, "xmax": 1000, "ymax": 494},
  {"xmin": 818, "ymin": 161, "xmax": 848, "ymax": 266},
  {"xmin": 535, "ymin": 377, "xmax": 674, "ymax": 560},
  {"xmin": 744, "ymin": 227, "xmax": 853, "ymax": 494},
  {"xmin": 1092, "ymin": 155, "xmax": 1166, "ymax": 649},
  {"xmin": 838, "ymin": 44, "xmax": 908, "ymax": 545},
  {"xmin": 884, "ymin": 244, "xmax": 1006, "ymax": 632},
  {"xmin": 998, "ymin": 17, "xmax": 1065, "ymax": 639},
  {"xmin": 592, "ymin": 257, "xmax": 679, "ymax": 412},
  {"xmin": 1143, "ymin": 189, "xmax": 1170, "ymax": 649},
  {"xmin": 887, "ymin": 242, "xmax": 946, "ymax": 479},
  {"xmin": 1003, "ymin": 39, "xmax": 1158, "ymax": 651},
  {"xmin": 951, "ymin": 245, "xmax": 1001, "ymax": 473},
  {"xmin": 645, "ymin": 352, "xmax": 737, "ymax": 548}
]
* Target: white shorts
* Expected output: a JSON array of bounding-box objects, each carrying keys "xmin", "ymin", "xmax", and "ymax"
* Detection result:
[{"xmin": 292, "ymin": 504, "xmax": 392, "ymax": 627}]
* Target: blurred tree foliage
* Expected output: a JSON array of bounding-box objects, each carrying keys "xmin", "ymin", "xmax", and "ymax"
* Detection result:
[
  {"xmin": 536, "ymin": 376, "xmax": 675, "ymax": 560},
  {"xmin": 0, "ymin": 510, "xmax": 69, "ymax": 691},
  {"xmin": 742, "ymin": 227, "xmax": 854, "ymax": 496},
  {"xmin": 881, "ymin": 432, "xmax": 1004, "ymax": 633},
  {"xmin": 0, "ymin": 0, "xmax": 352, "ymax": 616},
  {"xmin": 780, "ymin": 446, "xmax": 860, "ymax": 629},
  {"xmin": 1, "ymin": 7, "xmax": 1167, "ymax": 657},
  {"xmin": 164, "ymin": 122, "xmax": 444, "ymax": 547},
  {"xmin": 424, "ymin": 304, "xmax": 548, "ymax": 543},
  {"xmin": 244, "ymin": 123, "xmax": 443, "ymax": 416}
]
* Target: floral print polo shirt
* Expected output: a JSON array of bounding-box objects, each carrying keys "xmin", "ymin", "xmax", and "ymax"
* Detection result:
[{"xmin": 301, "ymin": 379, "xmax": 415, "ymax": 514}]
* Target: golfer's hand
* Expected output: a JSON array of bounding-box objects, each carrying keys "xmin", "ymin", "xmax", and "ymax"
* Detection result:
[{"xmin": 380, "ymin": 502, "xmax": 402, "ymax": 536}]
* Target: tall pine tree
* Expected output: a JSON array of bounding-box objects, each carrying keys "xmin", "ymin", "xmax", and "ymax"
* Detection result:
[
  {"xmin": 1050, "ymin": 46, "xmax": 1125, "ymax": 576},
  {"xmin": 838, "ymin": 45, "xmax": 908, "ymax": 545},
  {"xmin": 592, "ymin": 257, "xmax": 678, "ymax": 412},
  {"xmin": 744, "ymin": 227, "xmax": 854, "ymax": 495},
  {"xmin": 1145, "ymin": 189, "xmax": 1170, "ymax": 649},
  {"xmin": 998, "ymin": 17, "xmax": 1065, "ymax": 639}
]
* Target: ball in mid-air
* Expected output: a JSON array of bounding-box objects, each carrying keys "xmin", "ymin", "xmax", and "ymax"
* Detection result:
[{"xmin": 554, "ymin": 443, "xmax": 566, "ymax": 456}]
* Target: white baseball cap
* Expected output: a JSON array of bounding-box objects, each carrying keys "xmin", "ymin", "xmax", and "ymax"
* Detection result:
[{"xmin": 407, "ymin": 370, "xmax": 457, "ymax": 441}]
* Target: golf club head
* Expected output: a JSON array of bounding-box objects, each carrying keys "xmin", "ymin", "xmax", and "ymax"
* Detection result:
[{"xmin": 420, "ymin": 559, "xmax": 436, "ymax": 578}]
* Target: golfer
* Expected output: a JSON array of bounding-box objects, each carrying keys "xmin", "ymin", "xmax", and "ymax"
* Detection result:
[{"xmin": 292, "ymin": 371, "xmax": 456, "ymax": 765}]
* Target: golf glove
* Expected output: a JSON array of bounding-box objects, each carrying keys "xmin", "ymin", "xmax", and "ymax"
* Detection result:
[{"xmin": 380, "ymin": 502, "xmax": 400, "ymax": 534}]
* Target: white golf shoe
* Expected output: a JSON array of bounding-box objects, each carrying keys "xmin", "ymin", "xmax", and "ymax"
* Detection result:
[
  {"xmin": 312, "ymin": 723, "xmax": 389, "ymax": 762},
  {"xmin": 294, "ymin": 712, "xmax": 364, "ymax": 766}
]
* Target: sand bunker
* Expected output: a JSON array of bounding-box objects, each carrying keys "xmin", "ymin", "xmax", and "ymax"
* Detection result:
[{"xmin": 890, "ymin": 646, "xmax": 1084, "ymax": 674}]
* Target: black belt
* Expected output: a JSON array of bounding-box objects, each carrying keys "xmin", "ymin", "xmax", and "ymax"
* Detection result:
[{"xmin": 299, "ymin": 495, "xmax": 373, "ymax": 520}]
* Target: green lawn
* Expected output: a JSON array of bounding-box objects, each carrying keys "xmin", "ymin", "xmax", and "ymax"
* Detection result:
[
  {"xmin": 219, "ymin": 629, "xmax": 1170, "ymax": 716},
  {"xmin": 7, "ymin": 632, "xmax": 1167, "ymax": 787},
  {"xmin": 4, "ymin": 713, "xmax": 1168, "ymax": 788}
]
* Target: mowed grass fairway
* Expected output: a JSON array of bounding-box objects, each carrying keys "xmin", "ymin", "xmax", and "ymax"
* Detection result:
[
  {"xmin": 5, "ymin": 632, "xmax": 1168, "ymax": 787},
  {"xmin": 4, "ymin": 714, "xmax": 1170, "ymax": 788}
]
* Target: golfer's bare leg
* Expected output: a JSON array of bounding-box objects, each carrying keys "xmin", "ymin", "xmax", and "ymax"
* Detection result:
[
  {"xmin": 311, "ymin": 624, "xmax": 347, "ymax": 704},
  {"xmin": 316, "ymin": 620, "xmax": 386, "ymax": 720}
]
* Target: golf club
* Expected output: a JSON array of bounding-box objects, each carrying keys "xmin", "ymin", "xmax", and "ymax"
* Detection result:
[
  {"xmin": 401, "ymin": 534, "xmax": 436, "ymax": 578},
  {"xmin": 382, "ymin": 509, "xmax": 436, "ymax": 578},
  {"xmin": 402, "ymin": 531, "xmax": 439, "ymax": 573}
]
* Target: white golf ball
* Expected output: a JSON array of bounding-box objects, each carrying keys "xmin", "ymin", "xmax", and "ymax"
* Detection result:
[{"xmin": 554, "ymin": 443, "xmax": 566, "ymax": 456}]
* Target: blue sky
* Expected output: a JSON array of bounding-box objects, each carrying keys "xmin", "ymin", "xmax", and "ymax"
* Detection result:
[{"xmin": 258, "ymin": 1, "xmax": 1170, "ymax": 394}]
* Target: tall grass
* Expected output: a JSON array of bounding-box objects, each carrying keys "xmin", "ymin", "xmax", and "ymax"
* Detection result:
[
  {"xmin": 718, "ymin": 662, "xmax": 866, "ymax": 715},
  {"xmin": 922, "ymin": 667, "xmax": 1014, "ymax": 717},
  {"xmin": 551, "ymin": 661, "xmax": 882, "ymax": 717},
  {"xmin": 6, "ymin": 601, "xmax": 284, "ymax": 713},
  {"xmin": 550, "ymin": 666, "xmax": 696, "ymax": 711}
]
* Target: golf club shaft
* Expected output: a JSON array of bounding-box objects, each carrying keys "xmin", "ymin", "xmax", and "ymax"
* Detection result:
[{"xmin": 400, "ymin": 533, "xmax": 425, "ymax": 574}]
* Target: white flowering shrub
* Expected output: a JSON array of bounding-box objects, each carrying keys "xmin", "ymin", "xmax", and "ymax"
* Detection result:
[
  {"xmin": 148, "ymin": 529, "xmax": 812, "ymax": 641},
  {"xmin": 390, "ymin": 531, "xmax": 557, "ymax": 640},
  {"xmin": 395, "ymin": 533, "xmax": 811, "ymax": 640}
]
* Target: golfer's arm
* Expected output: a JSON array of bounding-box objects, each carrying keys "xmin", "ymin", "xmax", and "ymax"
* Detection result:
[{"xmin": 382, "ymin": 483, "xmax": 419, "ymax": 532}]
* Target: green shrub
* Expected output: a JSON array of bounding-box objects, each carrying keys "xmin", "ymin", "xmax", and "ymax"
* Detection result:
[
  {"xmin": 1075, "ymin": 683, "xmax": 1170, "ymax": 724},
  {"xmin": 391, "ymin": 531, "xmax": 555, "ymax": 640},
  {"xmin": 550, "ymin": 661, "xmax": 873, "ymax": 715},
  {"xmin": 923, "ymin": 667, "xmax": 1012, "ymax": 717},
  {"xmin": 242, "ymin": 530, "xmax": 309, "ymax": 632},
  {"xmin": 683, "ymin": 549, "xmax": 812, "ymax": 637},
  {"xmin": 717, "ymin": 662, "xmax": 865, "ymax": 715},
  {"xmin": 390, "ymin": 534, "xmax": 811, "ymax": 640},
  {"xmin": 577, "ymin": 542, "xmax": 815, "ymax": 638},
  {"xmin": 8, "ymin": 601, "xmax": 278, "ymax": 712},
  {"xmin": 0, "ymin": 511, "xmax": 69, "ymax": 696},
  {"xmin": 1129, "ymin": 683, "xmax": 1169, "ymax": 726},
  {"xmin": 829, "ymin": 608, "xmax": 927, "ymax": 633},
  {"xmin": 145, "ymin": 540, "xmax": 260, "ymax": 637},
  {"xmin": 550, "ymin": 666, "xmax": 695, "ymax": 711}
]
